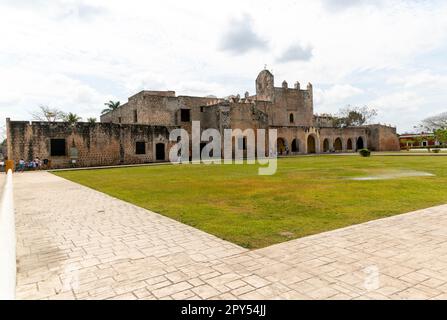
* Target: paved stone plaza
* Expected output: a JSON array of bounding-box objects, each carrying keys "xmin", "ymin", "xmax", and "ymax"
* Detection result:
[{"xmin": 13, "ymin": 172, "xmax": 447, "ymax": 300}]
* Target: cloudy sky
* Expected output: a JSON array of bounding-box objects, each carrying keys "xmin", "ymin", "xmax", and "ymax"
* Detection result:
[{"xmin": 1, "ymin": 0, "xmax": 447, "ymax": 135}]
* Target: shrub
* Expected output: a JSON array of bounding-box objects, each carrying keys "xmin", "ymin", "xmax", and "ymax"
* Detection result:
[
  {"xmin": 432, "ymin": 148, "xmax": 441, "ymax": 153},
  {"xmin": 359, "ymin": 148, "xmax": 371, "ymax": 157}
]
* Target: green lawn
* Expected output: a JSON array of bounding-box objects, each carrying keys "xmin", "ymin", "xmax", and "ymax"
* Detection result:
[{"xmin": 53, "ymin": 156, "xmax": 447, "ymax": 249}]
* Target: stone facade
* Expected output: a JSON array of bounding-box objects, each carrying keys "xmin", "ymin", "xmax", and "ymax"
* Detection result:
[
  {"xmin": 6, "ymin": 120, "xmax": 176, "ymax": 168},
  {"xmin": 6, "ymin": 70, "xmax": 400, "ymax": 168},
  {"xmin": 100, "ymin": 69, "xmax": 399, "ymax": 155}
]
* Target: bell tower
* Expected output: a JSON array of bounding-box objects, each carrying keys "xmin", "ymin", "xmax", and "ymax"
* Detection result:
[{"xmin": 256, "ymin": 70, "xmax": 274, "ymax": 101}]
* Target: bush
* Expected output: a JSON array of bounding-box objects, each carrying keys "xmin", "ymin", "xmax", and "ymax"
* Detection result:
[
  {"xmin": 432, "ymin": 149, "xmax": 441, "ymax": 153},
  {"xmin": 359, "ymin": 148, "xmax": 371, "ymax": 157},
  {"xmin": 406, "ymin": 145, "xmax": 443, "ymax": 149}
]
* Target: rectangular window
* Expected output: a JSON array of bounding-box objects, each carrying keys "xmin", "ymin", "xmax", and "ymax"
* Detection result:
[
  {"xmin": 50, "ymin": 139, "xmax": 66, "ymax": 156},
  {"xmin": 200, "ymin": 107, "xmax": 204, "ymax": 113},
  {"xmin": 181, "ymin": 109, "xmax": 191, "ymax": 122},
  {"xmin": 136, "ymin": 141, "xmax": 146, "ymax": 154},
  {"xmin": 118, "ymin": 117, "xmax": 122, "ymax": 124},
  {"xmin": 133, "ymin": 110, "xmax": 138, "ymax": 123}
]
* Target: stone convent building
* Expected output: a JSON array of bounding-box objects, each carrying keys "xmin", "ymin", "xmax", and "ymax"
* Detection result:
[{"xmin": 6, "ymin": 70, "xmax": 400, "ymax": 168}]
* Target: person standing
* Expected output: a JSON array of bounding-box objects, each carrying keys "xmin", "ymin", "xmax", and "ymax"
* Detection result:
[
  {"xmin": 34, "ymin": 157, "xmax": 41, "ymax": 170},
  {"xmin": 177, "ymin": 141, "xmax": 183, "ymax": 164},
  {"xmin": 18, "ymin": 158, "xmax": 25, "ymax": 172}
]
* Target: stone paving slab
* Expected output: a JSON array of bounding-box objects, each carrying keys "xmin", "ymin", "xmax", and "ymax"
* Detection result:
[
  {"xmin": 0, "ymin": 173, "xmax": 5, "ymax": 190},
  {"xmin": 13, "ymin": 171, "xmax": 447, "ymax": 300}
]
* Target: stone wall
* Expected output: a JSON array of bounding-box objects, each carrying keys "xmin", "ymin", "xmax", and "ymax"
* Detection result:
[
  {"xmin": 255, "ymin": 70, "xmax": 314, "ymax": 127},
  {"xmin": 100, "ymin": 90, "xmax": 219, "ymax": 131},
  {"xmin": 365, "ymin": 125, "xmax": 400, "ymax": 151},
  {"xmin": 270, "ymin": 125, "xmax": 399, "ymax": 154},
  {"xmin": 6, "ymin": 119, "xmax": 175, "ymax": 168}
]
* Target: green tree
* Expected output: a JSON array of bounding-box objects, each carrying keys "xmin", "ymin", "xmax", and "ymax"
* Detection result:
[
  {"xmin": 400, "ymin": 138, "xmax": 416, "ymax": 150},
  {"xmin": 64, "ymin": 112, "xmax": 82, "ymax": 125},
  {"xmin": 102, "ymin": 101, "xmax": 121, "ymax": 114},
  {"xmin": 434, "ymin": 129, "xmax": 447, "ymax": 146},
  {"xmin": 87, "ymin": 117, "xmax": 97, "ymax": 124}
]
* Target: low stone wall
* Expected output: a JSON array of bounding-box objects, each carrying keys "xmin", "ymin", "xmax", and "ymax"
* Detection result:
[
  {"xmin": 6, "ymin": 119, "xmax": 176, "ymax": 169},
  {"xmin": 5, "ymin": 118, "xmax": 400, "ymax": 169},
  {"xmin": 366, "ymin": 125, "xmax": 400, "ymax": 151},
  {"xmin": 269, "ymin": 124, "xmax": 400, "ymax": 154}
]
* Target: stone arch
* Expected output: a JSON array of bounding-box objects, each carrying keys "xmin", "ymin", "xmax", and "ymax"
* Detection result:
[
  {"xmin": 356, "ymin": 137, "xmax": 364, "ymax": 150},
  {"xmin": 347, "ymin": 138, "xmax": 353, "ymax": 151},
  {"xmin": 334, "ymin": 137, "xmax": 343, "ymax": 152},
  {"xmin": 323, "ymin": 138, "xmax": 330, "ymax": 152},
  {"xmin": 276, "ymin": 137, "xmax": 288, "ymax": 155},
  {"xmin": 307, "ymin": 135, "xmax": 317, "ymax": 154},
  {"xmin": 291, "ymin": 139, "xmax": 300, "ymax": 153}
]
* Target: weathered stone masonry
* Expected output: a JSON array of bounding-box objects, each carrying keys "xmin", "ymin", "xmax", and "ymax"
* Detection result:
[
  {"xmin": 6, "ymin": 120, "xmax": 177, "ymax": 168},
  {"xmin": 6, "ymin": 70, "xmax": 400, "ymax": 168}
]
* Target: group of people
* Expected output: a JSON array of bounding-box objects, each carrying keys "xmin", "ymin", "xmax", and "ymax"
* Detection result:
[
  {"xmin": 270, "ymin": 146, "xmax": 289, "ymax": 157},
  {"xmin": 17, "ymin": 157, "xmax": 43, "ymax": 172}
]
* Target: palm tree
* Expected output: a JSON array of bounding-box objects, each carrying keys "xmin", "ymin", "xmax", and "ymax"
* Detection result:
[
  {"xmin": 102, "ymin": 101, "xmax": 121, "ymax": 114},
  {"xmin": 64, "ymin": 112, "xmax": 82, "ymax": 125},
  {"xmin": 87, "ymin": 117, "xmax": 97, "ymax": 124}
]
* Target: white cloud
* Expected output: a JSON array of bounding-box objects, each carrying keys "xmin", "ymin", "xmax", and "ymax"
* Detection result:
[
  {"xmin": 58, "ymin": 3, "xmax": 106, "ymax": 21},
  {"xmin": 175, "ymin": 81, "xmax": 228, "ymax": 98},
  {"xmin": 277, "ymin": 44, "xmax": 313, "ymax": 63},
  {"xmin": 368, "ymin": 91, "xmax": 430, "ymax": 130},
  {"xmin": 314, "ymin": 84, "xmax": 364, "ymax": 113},
  {"xmin": 1, "ymin": 0, "xmax": 447, "ymax": 134},
  {"xmin": 218, "ymin": 14, "xmax": 268, "ymax": 54},
  {"xmin": 372, "ymin": 91, "xmax": 425, "ymax": 113},
  {"xmin": 386, "ymin": 71, "xmax": 447, "ymax": 89},
  {"xmin": 321, "ymin": 0, "xmax": 378, "ymax": 11}
]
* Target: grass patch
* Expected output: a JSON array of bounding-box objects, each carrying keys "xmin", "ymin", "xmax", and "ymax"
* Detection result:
[{"xmin": 53, "ymin": 156, "xmax": 447, "ymax": 248}]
